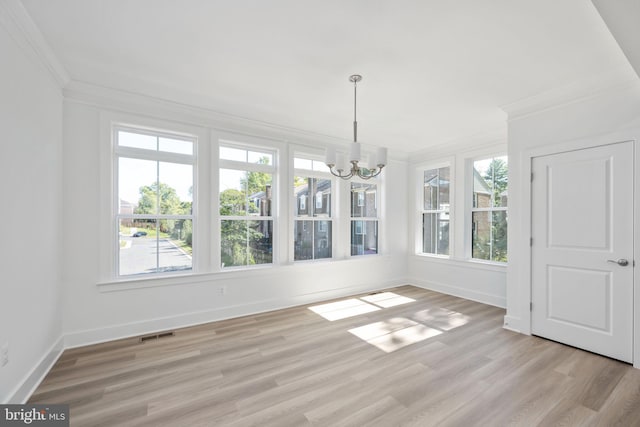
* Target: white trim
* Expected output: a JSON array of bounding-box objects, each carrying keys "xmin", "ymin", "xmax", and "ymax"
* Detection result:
[
  {"xmin": 68, "ymin": 278, "xmax": 407, "ymax": 349},
  {"xmin": 5, "ymin": 336, "xmax": 64, "ymax": 404},
  {"xmin": 410, "ymin": 253, "xmax": 507, "ymax": 273},
  {"xmin": 408, "ymin": 277, "xmax": 506, "ymax": 308},
  {"xmin": 0, "ymin": 0, "xmax": 70, "ymax": 88},
  {"xmin": 500, "ymin": 75, "xmax": 640, "ymax": 122},
  {"xmin": 99, "ymin": 111, "xmax": 208, "ymax": 282},
  {"xmin": 502, "ymin": 315, "xmax": 524, "ymax": 333}
]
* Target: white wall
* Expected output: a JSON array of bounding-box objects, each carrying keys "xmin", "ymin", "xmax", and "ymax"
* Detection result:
[
  {"xmin": 0, "ymin": 18, "xmax": 63, "ymax": 402},
  {"xmin": 60, "ymin": 96, "xmax": 409, "ymax": 348},
  {"xmin": 406, "ymin": 138, "xmax": 508, "ymax": 308},
  {"xmin": 504, "ymin": 81, "xmax": 640, "ymax": 333}
]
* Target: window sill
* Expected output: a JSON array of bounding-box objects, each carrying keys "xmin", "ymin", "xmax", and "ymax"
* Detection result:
[
  {"xmin": 97, "ymin": 264, "xmax": 277, "ymax": 292},
  {"xmin": 411, "ymin": 254, "xmax": 507, "ymax": 272},
  {"xmin": 97, "ymin": 255, "xmax": 393, "ymax": 292}
]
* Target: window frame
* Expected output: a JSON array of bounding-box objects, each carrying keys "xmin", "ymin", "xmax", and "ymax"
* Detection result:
[
  {"xmin": 419, "ymin": 163, "xmax": 452, "ymax": 257},
  {"xmin": 349, "ymin": 179, "xmax": 380, "ymax": 257},
  {"xmin": 218, "ymin": 140, "xmax": 278, "ymax": 270},
  {"xmin": 468, "ymin": 154, "xmax": 508, "ymax": 264},
  {"xmin": 292, "ymin": 154, "xmax": 335, "ymax": 262},
  {"xmin": 104, "ymin": 120, "xmax": 201, "ymax": 281}
]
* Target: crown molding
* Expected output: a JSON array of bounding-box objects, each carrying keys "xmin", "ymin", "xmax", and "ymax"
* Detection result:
[
  {"xmin": 500, "ymin": 72, "xmax": 640, "ymax": 122},
  {"xmin": 0, "ymin": 0, "xmax": 70, "ymax": 88},
  {"xmin": 408, "ymin": 127, "xmax": 507, "ymax": 163},
  {"xmin": 65, "ymin": 80, "xmax": 411, "ymax": 161}
]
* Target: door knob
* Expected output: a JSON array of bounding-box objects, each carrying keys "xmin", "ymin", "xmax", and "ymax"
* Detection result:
[{"xmin": 607, "ymin": 259, "xmax": 629, "ymax": 267}]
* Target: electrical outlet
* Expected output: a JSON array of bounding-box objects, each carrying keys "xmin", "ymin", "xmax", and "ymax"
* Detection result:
[
  {"xmin": 218, "ymin": 286, "xmax": 227, "ymax": 295},
  {"xmin": 1, "ymin": 342, "xmax": 8, "ymax": 367}
]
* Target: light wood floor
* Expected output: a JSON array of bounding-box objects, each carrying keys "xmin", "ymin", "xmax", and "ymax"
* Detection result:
[{"xmin": 30, "ymin": 285, "xmax": 640, "ymax": 426}]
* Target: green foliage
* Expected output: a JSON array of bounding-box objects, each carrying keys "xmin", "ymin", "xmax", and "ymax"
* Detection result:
[
  {"xmin": 473, "ymin": 158, "xmax": 509, "ymax": 262},
  {"xmin": 220, "ymin": 188, "xmax": 246, "ymax": 216},
  {"xmin": 484, "ymin": 158, "xmax": 508, "ymax": 206},
  {"xmin": 134, "ymin": 182, "xmax": 192, "ymax": 251},
  {"xmin": 219, "ymin": 162, "xmax": 272, "ymax": 267},
  {"xmin": 135, "ymin": 182, "xmax": 192, "ymax": 216}
]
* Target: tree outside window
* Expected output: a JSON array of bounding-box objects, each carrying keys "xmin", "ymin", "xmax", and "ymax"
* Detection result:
[
  {"xmin": 219, "ymin": 149, "xmax": 274, "ymax": 268},
  {"xmin": 116, "ymin": 129, "xmax": 195, "ymax": 277},
  {"xmin": 471, "ymin": 156, "xmax": 508, "ymax": 262}
]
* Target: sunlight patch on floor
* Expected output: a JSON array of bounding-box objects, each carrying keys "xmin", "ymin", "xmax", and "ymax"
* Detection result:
[
  {"xmin": 308, "ymin": 299, "xmax": 380, "ymax": 321},
  {"xmin": 360, "ymin": 292, "xmax": 416, "ymax": 308},
  {"xmin": 412, "ymin": 307, "xmax": 470, "ymax": 331},
  {"xmin": 349, "ymin": 318, "xmax": 442, "ymax": 353},
  {"xmin": 308, "ymin": 292, "xmax": 416, "ymax": 321}
]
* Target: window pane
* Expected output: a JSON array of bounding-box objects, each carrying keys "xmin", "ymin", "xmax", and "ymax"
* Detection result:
[
  {"xmin": 248, "ymin": 151, "xmax": 273, "ymax": 165},
  {"xmin": 119, "ymin": 219, "xmax": 158, "ymax": 276},
  {"xmin": 314, "ymin": 179, "xmax": 331, "ymax": 217},
  {"xmin": 472, "ymin": 211, "xmax": 491, "ymax": 260},
  {"xmin": 119, "ymin": 158, "xmax": 157, "ymax": 214},
  {"xmin": 423, "ymin": 212, "xmax": 449, "ymax": 255},
  {"xmin": 294, "ymin": 220, "xmax": 313, "ymax": 261},
  {"xmin": 438, "ymin": 167, "xmax": 450, "ymax": 208},
  {"xmin": 491, "ymin": 211, "xmax": 508, "ymax": 262},
  {"xmin": 312, "ymin": 160, "xmax": 330, "ymax": 172},
  {"xmin": 221, "ymin": 219, "xmax": 247, "ymax": 267},
  {"xmin": 294, "ymin": 158, "xmax": 313, "ymax": 170},
  {"xmin": 351, "ymin": 220, "xmax": 378, "ymax": 256},
  {"xmin": 249, "ymin": 220, "xmax": 272, "ymax": 265},
  {"xmin": 246, "ymin": 172, "xmax": 273, "ymax": 215},
  {"xmin": 159, "ymin": 162, "xmax": 193, "ymax": 215},
  {"xmin": 220, "ymin": 169, "xmax": 246, "ymax": 215},
  {"xmin": 423, "ymin": 169, "xmax": 438, "ymax": 210},
  {"xmin": 351, "ymin": 183, "xmax": 377, "ymax": 217},
  {"xmin": 314, "ymin": 221, "xmax": 332, "ymax": 259},
  {"xmin": 158, "ymin": 219, "xmax": 193, "ymax": 273},
  {"xmin": 294, "ymin": 177, "xmax": 311, "ymax": 217},
  {"xmin": 473, "ymin": 157, "xmax": 508, "ymax": 208},
  {"xmin": 118, "ymin": 131, "xmax": 156, "ymax": 151},
  {"xmin": 221, "ymin": 219, "xmax": 273, "ymax": 267},
  {"xmin": 159, "ymin": 137, "xmax": 193, "ymax": 155},
  {"xmin": 220, "ymin": 146, "xmax": 246, "ymax": 162}
]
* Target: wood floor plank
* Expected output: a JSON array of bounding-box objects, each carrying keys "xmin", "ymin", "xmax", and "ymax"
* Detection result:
[{"xmin": 28, "ymin": 285, "xmax": 640, "ymax": 426}]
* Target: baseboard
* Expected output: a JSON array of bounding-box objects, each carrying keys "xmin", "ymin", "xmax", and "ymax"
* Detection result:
[
  {"xmin": 6, "ymin": 335, "xmax": 64, "ymax": 404},
  {"xmin": 502, "ymin": 315, "xmax": 523, "ymax": 333},
  {"xmin": 408, "ymin": 277, "xmax": 506, "ymax": 308},
  {"xmin": 65, "ymin": 278, "xmax": 407, "ymax": 349}
]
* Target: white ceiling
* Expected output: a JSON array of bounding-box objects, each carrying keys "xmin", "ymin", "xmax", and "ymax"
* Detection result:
[{"xmin": 20, "ymin": 0, "xmax": 638, "ymax": 153}]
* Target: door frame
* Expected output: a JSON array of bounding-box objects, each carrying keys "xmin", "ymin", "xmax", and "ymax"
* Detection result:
[{"xmin": 519, "ymin": 129, "xmax": 640, "ymax": 367}]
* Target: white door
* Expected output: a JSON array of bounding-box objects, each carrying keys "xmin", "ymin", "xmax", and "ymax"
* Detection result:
[{"xmin": 531, "ymin": 141, "xmax": 634, "ymax": 363}]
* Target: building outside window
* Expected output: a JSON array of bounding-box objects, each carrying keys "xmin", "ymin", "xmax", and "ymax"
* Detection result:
[
  {"xmin": 115, "ymin": 127, "xmax": 195, "ymax": 277},
  {"xmin": 471, "ymin": 156, "xmax": 508, "ymax": 262},
  {"xmin": 219, "ymin": 145, "xmax": 275, "ymax": 268},
  {"xmin": 422, "ymin": 166, "xmax": 450, "ymax": 255},
  {"xmin": 293, "ymin": 157, "xmax": 332, "ymax": 261},
  {"xmin": 351, "ymin": 182, "xmax": 378, "ymax": 256}
]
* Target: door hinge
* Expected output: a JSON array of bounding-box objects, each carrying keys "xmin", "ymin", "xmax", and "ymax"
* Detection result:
[
  {"xmin": 530, "ymin": 237, "xmax": 533, "ymax": 246},
  {"xmin": 530, "ymin": 172, "xmax": 534, "ymax": 182},
  {"xmin": 530, "ymin": 302, "xmax": 533, "ymax": 311}
]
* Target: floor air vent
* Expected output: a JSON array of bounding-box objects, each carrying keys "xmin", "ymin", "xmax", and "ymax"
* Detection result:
[{"xmin": 139, "ymin": 331, "xmax": 175, "ymax": 343}]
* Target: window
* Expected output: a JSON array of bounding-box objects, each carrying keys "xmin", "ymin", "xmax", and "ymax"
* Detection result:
[
  {"xmin": 115, "ymin": 128, "xmax": 195, "ymax": 277},
  {"xmin": 422, "ymin": 166, "xmax": 450, "ymax": 255},
  {"xmin": 351, "ymin": 182, "xmax": 378, "ymax": 256},
  {"xmin": 293, "ymin": 157, "xmax": 332, "ymax": 261},
  {"xmin": 219, "ymin": 145, "xmax": 275, "ymax": 268},
  {"xmin": 471, "ymin": 156, "xmax": 508, "ymax": 262}
]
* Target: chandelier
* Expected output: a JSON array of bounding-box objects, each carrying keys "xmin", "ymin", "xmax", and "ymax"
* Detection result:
[{"xmin": 325, "ymin": 74, "xmax": 387, "ymax": 180}]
